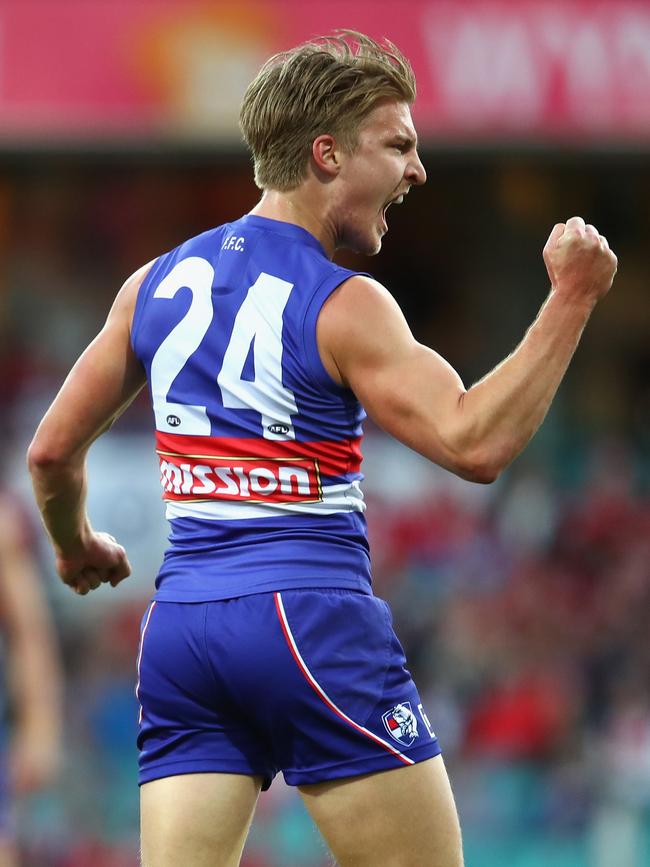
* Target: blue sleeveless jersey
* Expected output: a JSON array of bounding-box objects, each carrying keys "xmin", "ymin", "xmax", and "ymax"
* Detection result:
[{"xmin": 131, "ymin": 215, "xmax": 371, "ymax": 600}]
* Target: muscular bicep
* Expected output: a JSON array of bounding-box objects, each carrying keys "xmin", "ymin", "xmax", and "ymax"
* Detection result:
[
  {"xmin": 318, "ymin": 277, "xmax": 473, "ymax": 475},
  {"xmin": 30, "ymin": 263, "xmax": 152, "ymax": 462}
]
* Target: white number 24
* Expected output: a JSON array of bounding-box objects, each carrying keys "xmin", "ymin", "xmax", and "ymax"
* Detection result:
[{"xmin": 150, "ymin": 257, "xmax": 297, "ymax": 440}]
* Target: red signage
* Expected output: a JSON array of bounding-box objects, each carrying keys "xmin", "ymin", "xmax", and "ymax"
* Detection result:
[{"xmin": 2, "ymin": 0, "xmax": 650, "ymax": 142}]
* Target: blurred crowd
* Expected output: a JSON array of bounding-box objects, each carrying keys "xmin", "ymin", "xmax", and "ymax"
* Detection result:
[
  {"xmin": 9, "ymin": 432, "xmax": 649, "ymax": 867},
  {"xmin": 368, "ymin": 434, "xmax": 650, "ymax": 867},
  {"xmin": 0, "ymin": 156, "xmax": 648, "ymax": 865}
]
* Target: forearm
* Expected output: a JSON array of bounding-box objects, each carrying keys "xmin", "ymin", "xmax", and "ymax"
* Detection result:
[
  {"xmin": 28, "ymin": 451, "xmax": 131, "ymax": 595},
  {"xmin": 28, "ymin": 455, "xmax": 91, "ymax": 556},
  {"xmin": 458, "ymin": 289, "xmax": 595, "ymax": 478}
]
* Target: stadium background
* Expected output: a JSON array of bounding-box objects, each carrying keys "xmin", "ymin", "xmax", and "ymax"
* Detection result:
[{"xmin": 1, "ymin": 1, "xmax": 649, "ymax": 864}]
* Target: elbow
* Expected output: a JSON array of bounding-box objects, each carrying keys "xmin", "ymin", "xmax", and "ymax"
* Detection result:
[
  {"xmin": 455, "ymin": 455, "xmax": 502, "ymax": 485},
  {"xmin": 438, "ymin": 403, "xmax": 523, "ymax": 484},
  {"xmin": 449, "ymin": 443, "xmax": 511, "ymax": 485},
  {"xmin": 465, "ymin": 464, "xmax": 501, "ymax": 485},
  {"xmin": 26, "ymin": 437, "xmax": 72, "ymax": 478},
  {"xmin": 26, "ymin": 440, "xmax": 53, "ymax": 477}
]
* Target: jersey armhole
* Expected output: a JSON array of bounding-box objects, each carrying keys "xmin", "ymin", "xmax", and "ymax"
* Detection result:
[
  {"xmin": 301, "ymin": 269, "xmax": 369, "ymax": 395},
  {"xmin": 130, "ymin": 253, "xmax": 175, "ymax": 355}
]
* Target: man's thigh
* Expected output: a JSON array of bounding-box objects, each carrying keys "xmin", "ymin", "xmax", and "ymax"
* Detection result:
[
  {"xmin": 299, "ymin": 755, "xmax": 464, "ymax": 867},
  {"xmin": 140, "ymin": 772, "xmax": 262, "ymax": 867}
]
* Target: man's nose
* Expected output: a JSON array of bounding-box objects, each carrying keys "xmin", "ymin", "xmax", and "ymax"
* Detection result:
[{"xmin": 407, "ymin": 152, "xmax": 426, "ymax": 186}]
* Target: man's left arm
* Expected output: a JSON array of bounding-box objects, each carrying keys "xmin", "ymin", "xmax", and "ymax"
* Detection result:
[{"xmin": 27, "ymin": 262, "xmax": 152, "ymax": 595}]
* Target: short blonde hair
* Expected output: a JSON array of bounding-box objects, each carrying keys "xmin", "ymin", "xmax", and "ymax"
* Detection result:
[{"xmin": 239, "ymin": 31, "xmax": 416, "ymax": 191}]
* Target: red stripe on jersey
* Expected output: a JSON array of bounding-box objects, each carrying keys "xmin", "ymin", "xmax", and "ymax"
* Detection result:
[
  {"xmin": 156, "ymin": 432, "xmax": 362, "ymax": 505},
  {"xmin": 156, "ymin": 432, "xmax": 362, "ymax": 477}
]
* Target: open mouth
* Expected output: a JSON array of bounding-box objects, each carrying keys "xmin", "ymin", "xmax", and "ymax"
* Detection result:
[
  {"xmin": 381, "ymin": 195, "xmax": 405, "ymax": 233},
  {"xmin": 382, "ymin": 193, "xmax": 405, "ymax": 222}
]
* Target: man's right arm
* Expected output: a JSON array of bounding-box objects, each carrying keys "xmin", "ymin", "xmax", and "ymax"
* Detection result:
[
  {"xmin": 27, "ymin": 262, "xmax": 152, "ymax": 594},
  {"xmin": 317, "ymin": 217, "xmax": 617, "ymax": 483}
]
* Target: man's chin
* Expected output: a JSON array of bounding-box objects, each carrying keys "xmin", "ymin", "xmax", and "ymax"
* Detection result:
[
  {"xmin": 342, "ymin": 226, "xmax": 383, "ymax": 256},
  {"xmin": 356, "ymin": 231, "xmax": 383, "ymax": 257}
]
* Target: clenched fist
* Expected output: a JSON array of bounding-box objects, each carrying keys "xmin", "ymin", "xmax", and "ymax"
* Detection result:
[
  {"xmin": 55, "ymin": 530, "xmax": 131, "ymax": 595},
  {"xmin": 543, "ymin": 216, "xmax": 617, "ymax": 306}
]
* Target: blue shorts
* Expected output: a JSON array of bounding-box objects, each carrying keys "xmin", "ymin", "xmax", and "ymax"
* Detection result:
[{"xmin": 136, "ymin": 589, "xmax": 441, "ymax": 789}]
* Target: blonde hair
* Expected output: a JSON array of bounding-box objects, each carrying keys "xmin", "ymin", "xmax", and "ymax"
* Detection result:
[{"xmin": 239, "ymin": 31, "xmax": 416, "ymax": 191}]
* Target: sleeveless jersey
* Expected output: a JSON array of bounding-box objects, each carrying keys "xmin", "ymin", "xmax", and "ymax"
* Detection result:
[{"xmin": 131, "ymin": 215, "xmax": 371, "ymax": 601}]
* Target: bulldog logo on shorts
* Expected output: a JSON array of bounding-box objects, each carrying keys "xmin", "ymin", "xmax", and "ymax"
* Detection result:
[{"xmin": 382, "ymin": 702, "xmax": 419, "ymax": 746}]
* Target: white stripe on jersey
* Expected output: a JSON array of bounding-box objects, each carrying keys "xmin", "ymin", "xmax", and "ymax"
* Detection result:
[{"xmin": 165, "ymin": 480, "xmax": 365, "ymax": 521}]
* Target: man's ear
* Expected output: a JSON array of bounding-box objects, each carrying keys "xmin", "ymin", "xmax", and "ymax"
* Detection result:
[{"xmin": 312, "ymin": 134, "xmax": 341, "ymax": 178}]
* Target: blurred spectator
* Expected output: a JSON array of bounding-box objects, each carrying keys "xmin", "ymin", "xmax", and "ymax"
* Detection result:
[{"xmin": 0, "ymin": 494, "xmax": 63, "ymax": 866}]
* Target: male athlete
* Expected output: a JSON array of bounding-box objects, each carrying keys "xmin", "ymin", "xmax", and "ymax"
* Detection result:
[{"xmin": 28, "ymin": 33, "xmax": 617, "ymax": 867}]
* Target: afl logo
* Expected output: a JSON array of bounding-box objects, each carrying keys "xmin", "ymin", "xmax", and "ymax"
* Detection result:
[
  {"xmin": 166, "ymin": 415, "xmax": 182, "ymax": 428},
  {"xmin": 267, "ymin": 423, "xmax": 290, "ymax": 435}
]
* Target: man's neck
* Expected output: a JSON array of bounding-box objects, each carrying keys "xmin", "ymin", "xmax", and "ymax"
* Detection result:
[{"xmin": 249, "ymin": 189, "xmax": 337, "ymax": 258}]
